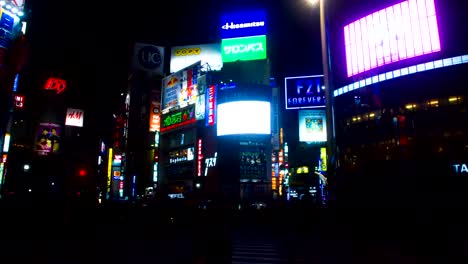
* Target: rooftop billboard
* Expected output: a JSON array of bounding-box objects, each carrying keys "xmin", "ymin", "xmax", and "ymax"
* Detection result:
[
  {"xmin": 170, "ymin": 43, "xmax": 223, "ymax": 73},
  {"xmin": 221, "ymin": 35, "xmax": 267, "ymax": 62},
  {"xmin": 220, "ymin": 10, "xmax": 266, "ymax": 39}
]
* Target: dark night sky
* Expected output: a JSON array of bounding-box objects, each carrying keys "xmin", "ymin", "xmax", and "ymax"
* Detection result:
[{"xmin": 25, "ymin": 0, "xmax": 324, "ymax": 145}]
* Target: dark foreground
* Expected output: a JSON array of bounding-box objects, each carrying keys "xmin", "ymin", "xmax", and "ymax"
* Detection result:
[{"xmin": 0, "ymin": 199, "xmax": 467, "ymax": 264}]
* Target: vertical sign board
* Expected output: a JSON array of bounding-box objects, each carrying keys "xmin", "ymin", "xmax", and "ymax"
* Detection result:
[
  {"xmin": 65, "ymin": 108, "xmax": 84, "ymax": 127},
  {"xmin": 205, "ymin": 85, "xmax": 217, "ymax": 126},
  {"xmin": 149, "ymin": 89, "xmax": 161, "ymax": 132},
  {"xmin": 285, "ymin": 75, "xmax": 326, "ymax": 110}
]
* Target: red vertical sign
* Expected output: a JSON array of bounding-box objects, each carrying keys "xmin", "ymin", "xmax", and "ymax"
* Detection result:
[{"xmin": 197, "ymin": 139, "xmax": 203, "ymax": 176}]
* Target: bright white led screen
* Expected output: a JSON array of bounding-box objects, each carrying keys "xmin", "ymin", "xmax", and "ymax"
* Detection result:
[
  {"xmin": 217, "ymin": 101, "xmax": 271, "ymax": 136},
  {"xmin": 344, "ymin": 0, "xmax": 441, "ymax": 77}
]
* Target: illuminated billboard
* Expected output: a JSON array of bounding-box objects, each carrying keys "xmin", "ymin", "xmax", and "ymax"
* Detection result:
[
  {"xmin": 217, "ymin": 101, "xmax": 271, "ymax": 136},
  {"xmin": 221, "ymin": 35, "xmax": 267, "ymax": 62},
  {"xmin": 162, "ymin": 62, "xmax": 201, "ymax": 111},
  {"xmin": 299, "ymin": 109, "xmax": 327, "ymax": 143},
  {"xmin": 65, "ymin": 108, "xmax": 84, "ymax": 127},
  {"xmin": 132, "ymin": 43, "xmax": 164, "ymax": 76},
  {"xmin": 220, "ymin": 10, "xmax": 266, "ymax": 39},
  {"xmin": 35, "ymin": 123, "xmax": 61, "ymax": 155},
  {"xmin": 149, "ymin": 90, "xmax": 161, "ymax": 132},
  {"xmin": 285, "ymin": 75, "xmax": 326, "ymax": 110},
  {"xmin": 170, "ymin": 43, "xmax": 223, "ymax": 73},
  {"xmin": 344, "ymin": 0, "xmax": 441, "ymax": 78},
  {"xmin": 161, "ymin": 105, "xmax": 196, "ymax": 133}
]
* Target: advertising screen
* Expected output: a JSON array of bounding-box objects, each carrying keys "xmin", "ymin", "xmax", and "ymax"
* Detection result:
[
  {"xmin": 285, "ymin": 75, "xmax": 326, "ymax": 109},
  {"xmin": 170, "ymin": 43, "xmax": 223, "ymax": 73},
  {"xmin": 217, "ymin": 101, "xmax": 271, "ymax": 136},
  {"xmin": 344, "ymin": 0, "xmax": 440, "ymax": 78},
  {"xmin": 35, "ymin": 123, "xmax": 61, "ymax": 155},
  {"xmin": 299, "ymin": 109, "xmax": 327, "ymax": 143},
  {"xmin": 220, "ymin": 10, "xmax": 266, "ymax": 39},
  {"xmin": 221, "ymin": 35, "xmax": 267, "ymax": 62},
  {"xmin": 162, "ymin": 62, "xmax": 201, "ymax": 111},
  {"xmin": 0, "ymin": 7, "xmax": 19, "ymax": 49}
]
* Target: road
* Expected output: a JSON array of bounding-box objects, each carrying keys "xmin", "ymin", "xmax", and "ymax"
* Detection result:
[{"xmin": 0, "ymin": 203, "xmax": 467, "ymax": 263}]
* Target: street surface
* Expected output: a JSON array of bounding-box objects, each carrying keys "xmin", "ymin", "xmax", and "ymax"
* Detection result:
[{"xmin": 0, "ymin": 200, "xmax": 467, "ymax": 263}]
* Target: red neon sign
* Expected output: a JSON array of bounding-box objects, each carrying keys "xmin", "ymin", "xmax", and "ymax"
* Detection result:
[
  {"xmin": 197, "ymin": 139, "xmax": 203, "ymax": 176},
  {"xmin": 44, "ymin": 77, "xmax": 67, "ymax": 94}
]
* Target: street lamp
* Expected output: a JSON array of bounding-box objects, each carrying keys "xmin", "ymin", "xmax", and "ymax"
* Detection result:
[{"xmin": 308, "ymin": 0, "xmax": 336, "ymax": 176}]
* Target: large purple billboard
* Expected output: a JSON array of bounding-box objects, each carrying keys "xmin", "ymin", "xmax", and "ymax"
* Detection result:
[{"xmin": 329, "ymin": 0, "xmax": 468, "ymax": 96}]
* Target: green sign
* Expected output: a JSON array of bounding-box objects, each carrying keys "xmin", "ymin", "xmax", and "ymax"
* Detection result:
[
  {"xmin": 161, "ymin": 106, "xmax": 195, "ymax": 132},
  {"xmin": 221, "ymin": 35, "xmax": 267, "ymax": 62}
]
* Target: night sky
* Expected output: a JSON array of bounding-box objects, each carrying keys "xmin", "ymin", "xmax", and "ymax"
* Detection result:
[{"xmin": 25, "ymin": 0, "xmax": 324, "ymax": 146}]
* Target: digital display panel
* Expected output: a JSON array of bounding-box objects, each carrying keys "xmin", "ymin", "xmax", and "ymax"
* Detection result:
[
  {"xmin": 344, "ymin": 0, "xmax": 441, "ymax": 77},
  {"xmin": 285, "ymin": 75, "xmax": 326, "ymax": 109},
  {"xmin": 220, "ymin": 10, "xmax": 266, "ymax": 39},
  {"xmin": 217, "ymin": 101, "xmax": 271, "ymax": 136},
  {"xmin": 299, "ymin": 109, "xmax": 327, "ymax": 143},
  {"xmin": 221, "ymin": 35, "xmax": 267, "ymax": 62}
]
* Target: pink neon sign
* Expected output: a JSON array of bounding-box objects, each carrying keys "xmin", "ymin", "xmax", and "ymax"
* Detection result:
[{"xmin": 344, "ymin": 0, "xmax": 441, "ymax": 77}]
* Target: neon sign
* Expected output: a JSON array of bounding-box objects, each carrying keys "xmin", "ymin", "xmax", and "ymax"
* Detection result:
[
  {"xmin": 44, "ymin": 77, "xmax": 67, "ymax": 94},
  {"xmin": 197, "ymin": 139, "xmax": 203, "ymax": 176},
  {"xmin": 344, "ymin": 0, "xmax": 440, "ymax": 77},
  {"xmin": 452, "ymin": 164, "xmax": 468, "ymax": 173},
  {"xmin": 14, "ymin": 94, "xmax": 24, "ymax": 108},
  {"xmin": 161, "ymin": 106, "xmax": 196, "ymax": 132}
]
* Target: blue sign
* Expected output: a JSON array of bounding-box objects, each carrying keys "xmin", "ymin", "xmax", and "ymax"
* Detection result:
[
  {"xmin": 285, "ymin": 75, "xmax": 326, "ymax": 110},
  {"xmin": 137, "ymin": 45, "xmax": 163, "ymax": 70},
  {"xmin": 220, "ymin": 10, "xmax": 266, "ymax": 39},
  {"xmin": 0, "ymin": 11, "xmax": 15, "ymax": 49}
]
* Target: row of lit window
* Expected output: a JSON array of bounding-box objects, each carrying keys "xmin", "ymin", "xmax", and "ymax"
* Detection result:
[{"xmin": 347, "ymin": 96, "xmax": 464, "ymax": 124}]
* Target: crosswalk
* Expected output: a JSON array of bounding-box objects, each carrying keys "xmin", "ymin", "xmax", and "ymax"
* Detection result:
[{"xmin": 231, "ymin": 240, "xmax": 288, "ymax": 264}]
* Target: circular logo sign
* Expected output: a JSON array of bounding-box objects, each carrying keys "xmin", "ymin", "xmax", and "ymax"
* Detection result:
[{"xmin": 137, "ymin": 45, "xmax": 162, "ymax": 70}]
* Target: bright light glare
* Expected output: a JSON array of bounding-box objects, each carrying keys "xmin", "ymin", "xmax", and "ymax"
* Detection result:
[
  {"xmin": 217, "ymin": 101, "xmax": 271, "ymax": 136},
  {"xmin": 0, "ymin": 1, "xmax": 5, "ymax": 6},
  {"xmin": 306, "ymin": 0, "xmax": 319, "ymax": 5}
]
